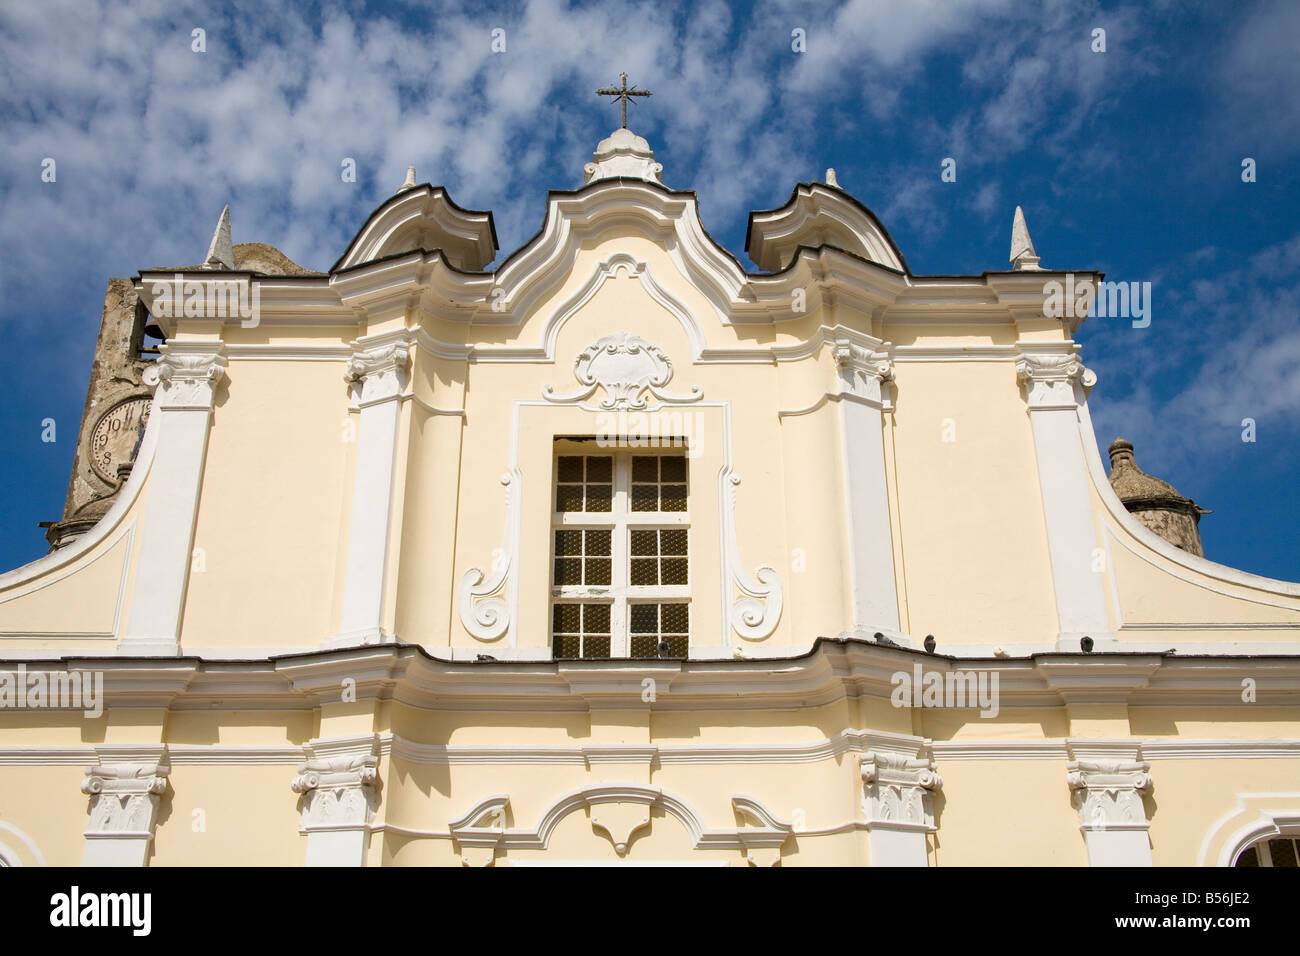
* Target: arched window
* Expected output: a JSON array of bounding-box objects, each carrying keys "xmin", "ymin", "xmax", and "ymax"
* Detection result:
[{"xmin": 1235, "ymin": 835, "xmax": 1299, "ymax": 867}]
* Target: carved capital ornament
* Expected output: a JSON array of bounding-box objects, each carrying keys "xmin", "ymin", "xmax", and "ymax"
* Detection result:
[{"xmin": 143, "ymin": 346, "xmax": 227, "ymax": 411}]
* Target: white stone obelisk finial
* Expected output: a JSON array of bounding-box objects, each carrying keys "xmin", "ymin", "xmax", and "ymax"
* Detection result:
[
  {"xmin": 398, "ymin": 166, "xmax": 417, "ymax": 192},
  {"xmin": 826, "ymin": 168, "xmax": 839, "ymax": 187},
  {"xmin": 204, "ymin": 205, "xmax": 235, "ymax": 270},
  {"xmin": 1010, "ymin": 205, "xmax": 1042, "ymax": 270}
]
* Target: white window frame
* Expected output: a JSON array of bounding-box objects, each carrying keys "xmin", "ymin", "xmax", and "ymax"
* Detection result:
[
  {"xmin": 551, "ymin": 443, "xmax": 690, "ymax": 659},
  {"xmin": 1236, "ymin": 833, "xmax": 1300, "ymax": 867}
]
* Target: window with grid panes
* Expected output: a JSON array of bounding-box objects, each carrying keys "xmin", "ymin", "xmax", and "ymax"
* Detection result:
[
  {"xmin": 551, "ymin": 445, "xmax": 689, "ymax": 659},
  {"xmin": 1235, "ymin": 835, "xmax": 1300, "ymax": 866}
]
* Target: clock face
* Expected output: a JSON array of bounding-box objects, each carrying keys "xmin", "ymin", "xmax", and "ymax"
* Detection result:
[{"xmin": 89, "ymin": 396, "xmax": 151, "ymax": 483}]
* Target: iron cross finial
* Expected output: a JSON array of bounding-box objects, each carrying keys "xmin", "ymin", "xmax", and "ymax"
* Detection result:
[{"xmin": 596, "ymin": 72, "xmax": 651, "ymax": 129}]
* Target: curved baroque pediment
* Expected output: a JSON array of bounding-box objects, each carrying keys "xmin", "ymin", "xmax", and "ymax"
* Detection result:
[
  {"xmin": 746, "ymin": 182, "xmax": 908, "ymax": 274},
  {"xmin": 333, "ymin": 184, "xmax": 497, "ymax": 272}
]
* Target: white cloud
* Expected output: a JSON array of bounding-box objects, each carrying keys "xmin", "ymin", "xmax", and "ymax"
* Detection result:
[{"xmin": 1086, "ymin": 233, "xmax": 1300, "ymax": 480}]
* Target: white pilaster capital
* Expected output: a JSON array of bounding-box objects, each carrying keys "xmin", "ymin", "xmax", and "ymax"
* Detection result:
[
  {"xmin": 142, "ymin": 344, "xmax": 227, "ymax": 411},
  {"xmin": 82, "ymin": 753, "xmax": 170, "ymax": 838},
  {"xmin": 291, "ymin": 737, "xmax": 381, "ymax": 831},
  {"xmin": 345, "ymin": 342, "xmax": 410, "ymax": 406},
  {"xmin": 1015, "ymin": 350, "xmax": 1094, "ymax": 409},
  {"xmin": 1066, "ymin": 756, "xmax": 1153, "ymax": 831},
  {"xmin": 860, "ymin": 750, "xmax": 942, "ymax": 830},
  {"xmin": 834, "ymin": 337, "xmax": 894, "ymax": 406}
]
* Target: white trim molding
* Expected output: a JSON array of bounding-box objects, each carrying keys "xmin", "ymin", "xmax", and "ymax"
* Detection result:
[
  {"xmin": 459, "ymin": 466, "xmax": 520, "ymax": 644},
  {"xmin": 1199, "ymin": 794, "xmax": 1300, "ymax": 866},
  {"xmin": 834, "ymin": 332, "xmax": 900, "ymax": 632},
  {"xmin": 0, "ymin": 821, "xmax": 45, "ymax": 867},
  {"xmin": 1076, "ymin": 398, "xmax": 1300, "ymax": 598},
  {"xmin": 330, "ymin": 334, "xmax": 411, "ymax": 648},
  {"xmin": 532, "ymin": 254, "xmax": 706, "ymax": 362},
  {"xmin": 121, "ymin": 342, "xmax": 226, "ymax": 656},
  {"xmin": 457, "ymin": 399, "xmax": 783, "ymax": 648},
  {"xmin": 81, "ymin": 745, "xmax": 169, "ymax": 867},
  {"xmin": 1065, "ymin": 740, "xmax": 1153, "ymax": 866},
  {"xmin": 1016, "ymin": 344, "xmax": 1111, "ymax": 643},
  {"xmin": 443, "ymin": 785, "xmax": 793, "ymax": 866}
]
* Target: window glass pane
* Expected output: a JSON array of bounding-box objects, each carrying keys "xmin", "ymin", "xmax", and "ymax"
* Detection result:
[
  {"xmin": 661, "ymin": 558, "xmax": 687, "ymax": 585},
  {"xmin": 586, "ymin": 456, "xmax": 613, "ymax": 481},
  {"xmin": 554, "ymin": 558, "xmax": 581, "ymax": 585},
  {"xmin": 555, "ymin": 530, "xmax": 581, "ymax": 555},
  {"xmin": 660, "ymin": 456, "xmax": 686, "ymax": 482},
  {"xmin": 632, "ymin": 456, "xmax": 658, "ymax": 481},
  {"xmin": 661, "ymin": 484, "xmax": 687, "ymax": 511},
  {"xmin": 630, "ymin": 530, "xmax": 657, "ymax": 556},
  {"xmin": 1270, "ymin": 838, "xmax": 1298, "ymax": 867},
  {"xmin": 586, "ymin": 529, "xmax": 611, "ymax": 555},
  {"xmin": 630, "ymin": 634, "xmax": 659, "ymax": 657},
  {"xmin": 630, "ymin": 604, "xmax": 658, "ymax": 633},
  {"xmin": 583, "ymin": 635, "xmax": 611, "ymax": 659},
  {"xmin": 631, "ymin": 558, "xmax": 658, "ymax": 585},
  {"xmin": 553, "ymin": 604, "xmax": 580, "ymax": 633},
  {"xmin": 557, "ymin": 456, "xmax": 584, "ymax": 482},
  {"xmin": 631, "ymin": 484, "xmax": 658, "ymax": 511},
  {"xmin": 1235, "ymin": 845, "xmax": 1260, "ymax": 867},
  {"xmin": 586, "ymin": 485, "xmax": 612, "ymax": 512},
  {"xmin": 662, "ymin": 603, "xmax": 689, "ymax": 633},
  {"xmin": 658, "ymin": 635, "xmax": 688, "ymax": 658},
  {"xmin": 586, "ymin": 558, "xmax": 611, "ymax": 585},
  {"xmin": 661, "ymin": 529, "xmax": 688, "ymax": 555},
  {"xmin": 583, "ymin": 604, "xmax": 610, "ymax": 634},
  {"xmin": 553, "ymin": 634, "xmax": 581, "ymax": 658},
  {"xmin": 556, "ymin": 485, "xmax": 584, "ymax": 513}
]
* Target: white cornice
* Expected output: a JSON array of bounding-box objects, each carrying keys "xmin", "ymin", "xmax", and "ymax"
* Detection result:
[
  {"xmin": 2, "ymin": 735, "xmax": 1294, "ymax": 768},
  {"xmin": 3, "ymin": 639, "xmax": 1299, "ymax": 715}
]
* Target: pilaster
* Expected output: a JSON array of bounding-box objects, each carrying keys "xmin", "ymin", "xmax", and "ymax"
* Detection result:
[
  {"xmin": 121, "ymin": 342, "xmax": 226, "ymax": 655},
  {"xmin": 859, "ymin": 742, "xmax": 941, "ymax": 866},
  {"xmin": 1065, "ymin": 740, "xmax": 1154, "ymax": 866},
  {"xmin": 330, "ymin": 335, "xmax": 410, "ymax": 648},
  {"xmin": 1016, "ymin": 346, "xmax": 1111, "ymax": 643},
  {"xmin": 81, "ymin": 745, "xmax": 170, "ymax": 867},
  {"xmin": 834, "ymin": 334, "xmax": 900, "ymax": 632},
  {"xmin": 291, "ymin": 735, "xmax": 381, "ymax": 866}
]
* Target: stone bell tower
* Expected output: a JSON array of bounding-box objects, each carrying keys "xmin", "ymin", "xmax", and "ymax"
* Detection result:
[
  {"xmin": 42, "ymin": 279, "xmax": 155, "ymax": 550},
  {"xmin": 1107, "ymin": 438, "xmax": 1210, "ymax": 557},
  {"xmin": 43, "ymin": 207, "xmax": 320, "ymax": 550}
]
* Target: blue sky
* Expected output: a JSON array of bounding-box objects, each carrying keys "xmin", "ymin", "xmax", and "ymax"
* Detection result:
[{"xmin": 0, "ymin": 0, "xmax": 1296, "ymax": 580}]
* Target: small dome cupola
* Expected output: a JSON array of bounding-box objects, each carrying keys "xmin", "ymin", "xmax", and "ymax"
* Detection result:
[
  {"xmin": 1108, "ymin": 438, "xmax": 1211, "ymax": 557},
  {"xmin": 584, "ymin": 127, "xmax": 663, "ymax": 184}
]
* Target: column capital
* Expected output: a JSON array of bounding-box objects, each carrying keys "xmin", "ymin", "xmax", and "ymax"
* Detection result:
[
  {"xmin": 1066, "ymin": 756, "xmax": 1153, "ymax": 831},
  {"xmin": 291, "ymin": 754, "xmax": 379, "ymax": 829},
  {"xmin": 143, "ymin": 343, "xmax": 227, "ymax": 411},
  {"xmin": 291, "ymin": 737, "xmax": 381, "ymax": 832},
  {"xmin": 859, "ymin": 749, "xmax": 942, "ymax": 830},
  {"xmin": 81, "ymin": 747, "xmax": 170, "ymax": 865},
  {"xmin": 345, "ymin": 341, "xmax": 410, "ymax": 406},
  {"xmin": 834, "ymin": 337, "xmax": 893, "ymax": 407},
  {"xmin": 1015, "ymin": 348, "xmax": 1095, "ymax": 409},
  {"xmin": 82, "ymin": 761, "xmax": 170, "ymax": 834}
]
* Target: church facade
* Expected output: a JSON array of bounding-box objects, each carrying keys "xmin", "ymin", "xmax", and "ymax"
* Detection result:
[{"xmin": 0, "ymin": 125, "xmax": 1297, "ymax": 867}]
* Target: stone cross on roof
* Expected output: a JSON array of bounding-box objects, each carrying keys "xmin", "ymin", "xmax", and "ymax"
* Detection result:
[{"xmin": 596, "ymin": 72, "xmax": 651, "ymax": 129}]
